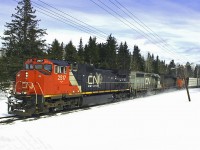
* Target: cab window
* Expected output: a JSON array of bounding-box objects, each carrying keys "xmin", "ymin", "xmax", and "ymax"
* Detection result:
[
  {"xmin": 35, "ymin": 64, "xmax": 43, "ymax": 70},
  {"xmin": 30, "ymin": 64, "xmax": 34, "ymax": 69},
  {"xmin": 25, "ymin": 64, "xmax": 34, "ymax": 70},
  {"xmin": 25, "ymin": 64, "xmax": 29, "ymax": 70},
  {"xmin": 55, "ymin": 66, "xmax": 66, "ymax": 74},
  {"xmin": 44, "ymin": 64, "xmax": 52, "ymax": 72}
]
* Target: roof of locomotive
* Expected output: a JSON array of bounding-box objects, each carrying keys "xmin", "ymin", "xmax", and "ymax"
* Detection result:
[
  {"xmin": 130, "ymin": 71, "xmax": 160, "ymax": 78},
  {"xmin": 49, "ymin": 60, "xmax": 70, "ymax": 66},
  {"xmin": 24, "ymin": 58, "xmax": 70, "ymax": 67}
]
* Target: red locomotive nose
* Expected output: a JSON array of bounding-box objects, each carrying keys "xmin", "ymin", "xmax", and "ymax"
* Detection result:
[{"xmin": 15, "ymin": 70, "xmax": 35, "ymax": 95}]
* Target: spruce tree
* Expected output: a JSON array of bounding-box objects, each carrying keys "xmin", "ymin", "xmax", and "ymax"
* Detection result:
[
  {"xmin": 117, "ymin": 42, "xmax": 131, "ymax": 70},
  {"xmin": 185, "ymin": 62, "xmax": 193, "ymax": 77},
  {"xmin": 77, "ymin": 38, "xmax": 85, "ymax": 63},
  {"xmin": 123, "ymin": 42, "xmax": 131, "ymax": 70},
  {"xmin": 118, "ymin": 42, "xmax": 125, "ymax": 69},
  {"xmin": 2, "ymin": 0, "xmax": 46, "ymax": 58},
  {"xmin": 105, "ymin": 34, "xmax": 118, "ymax": 69},
  {"xmin": 168, "ymin": 60, "xmax": 176, "ymax": 76},
  {"xmin": 159, "ymin": 60, "xmax": 167, "ymax": 75},
  {"xmin": 154, "ymin": 55, "xmax": 160, "ymax": 74},
  {"xmin": 98, "ymin": 43, "xmax": 109, "ymax": 69},
  {"xmin": 131, "ymin": 45, "xmax": 144, "ymax": 71},
  {"xmin": 64, "ymin": 41, "xmax": 77, "ymax": 63},
  {"xmin": 48, "ymin": 39, "xmax": 63, "ymax": 60},
  {"xmin": 84, "ymin": 36, "xmax": 99, "ymax": 66},
  {"xmin": 145, "ymin": 52, "xmax": 153, "ymax": 73},
  {"xmin": 194, "ymin": 65, "xmax": 200, "ymax": 78}
]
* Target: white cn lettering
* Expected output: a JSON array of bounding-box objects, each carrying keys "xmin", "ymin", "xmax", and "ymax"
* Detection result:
[
  {"xmin": 145, "ymin": 78, "xmax": 150, "ymax": 85},
  {"xmin": 88, "ymin": 73, "xmax": 102, "ymax": 86}
]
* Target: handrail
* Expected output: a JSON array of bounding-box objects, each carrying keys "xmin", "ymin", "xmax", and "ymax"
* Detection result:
[
  {"xmin": 36, "ymin": 82, "xmax": 44, "ymax": 103},
  {"xmin": 30, "ymin": 82, "xmax": 38, "ymax": 105},
  {"xmin": 36, "ymin": 82, "xmax": 44, "ymax": 95},
  {"xmin": 27, "ymin": 82, "xmax": 37, "ymax": 105},
  {"xmin": 14, "ymin": 81, "xmax": 22, "ymax": 94}
]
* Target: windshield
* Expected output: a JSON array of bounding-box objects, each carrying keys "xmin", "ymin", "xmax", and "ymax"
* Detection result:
[
  {"xmin": 25, "ymin": 64, "xmax": 52, "ymax": 73},
  {"xmin": 35, "ymin": 64, "xmax": 43, "ymax": 70},
  {"xmin": 44, "ymin": 64, "xmax": 52, "ymax": 72}
]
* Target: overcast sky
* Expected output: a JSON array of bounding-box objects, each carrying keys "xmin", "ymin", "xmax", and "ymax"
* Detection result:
[{"xmin": 0, "ymin": 0, "xmax": 200, "ymax": 65}]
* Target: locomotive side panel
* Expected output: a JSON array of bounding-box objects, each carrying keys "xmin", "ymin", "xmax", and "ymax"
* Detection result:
[
  {"xmin": 160, "ymin": 75, "xmax": 177, "ymax": 89},
  {"xmin": 129, "ymin": 71, "xmax": 161, "ymax": 91},
  {"xmin": 73, "ymin": 64, "xmax": 129, "ymax": 93}
]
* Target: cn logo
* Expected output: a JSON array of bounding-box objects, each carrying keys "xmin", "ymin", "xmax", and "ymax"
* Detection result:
[
  {"xmin": 88, "ymin": 73, "xmax": 103, "ymax": 87},
  {"xmin": 145, "ymin": 78, "xmax": 150, "ymax": 85}
]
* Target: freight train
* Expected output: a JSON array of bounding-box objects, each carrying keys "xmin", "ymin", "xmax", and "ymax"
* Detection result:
[{"xmin": 7, "ymin": 58, "xmax": 175, "ymax": 116}]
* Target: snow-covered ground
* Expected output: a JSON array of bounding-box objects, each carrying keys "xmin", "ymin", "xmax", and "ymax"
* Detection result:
[
  {"xmin": 0, "ymin": 88, "xmax": 200, "ymax": 150},
  {"xmin": 0, "ymin": 91, "xmax": 10, "ymax": 117}
]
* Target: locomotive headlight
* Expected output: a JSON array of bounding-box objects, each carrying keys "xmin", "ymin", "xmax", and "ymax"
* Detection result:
[
  {"xmin": 17, "ymin": 73, "xmax": 20, "ymax": 77},
  {"xmin": 22, "ymin": 91, "xmax": 27, "ymax": 95},
  {"xmin": 25, "ymin": 72, "xmax": 28, "ymax": 78}
]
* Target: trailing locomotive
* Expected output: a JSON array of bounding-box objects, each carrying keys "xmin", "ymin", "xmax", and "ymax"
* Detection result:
[{"xmin": 8, "ymin": 58, "xmax": 162, "ymax": 116}]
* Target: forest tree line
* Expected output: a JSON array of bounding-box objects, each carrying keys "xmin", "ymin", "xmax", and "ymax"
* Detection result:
[{"xmin": 0, "ymin": 0, "xmax": 199, "ymax": 89}]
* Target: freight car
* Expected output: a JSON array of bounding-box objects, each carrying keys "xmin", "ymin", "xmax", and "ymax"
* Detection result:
[
  {"xmin": 8, "ymin": 58, "xmax": 162, "ymax": 116},
  {"xmin": 188, "ymin": 78, "xmax": 200, "ymax": 88}
]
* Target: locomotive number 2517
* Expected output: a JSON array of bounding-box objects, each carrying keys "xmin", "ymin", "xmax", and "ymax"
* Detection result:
[{"xmin": 58, "ymin": 75, "xmax": 66, "ymax": 81}]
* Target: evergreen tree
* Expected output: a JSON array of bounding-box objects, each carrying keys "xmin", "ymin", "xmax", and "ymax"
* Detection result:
[
  {"xmin": 185, "ymin": 62, "xmax": 193, "ymax": 77},
  {"xmin": 118, "ymin": 42, "xmax": 125, "ymax": 70},
  {"xmin": 151, "ymin": 54, "xmax": 155, "ymax": 72},
  {"xmin": 0, "ymin": 48, "xmax": 4, "ymax": 57},
  {"xmin": 77, "ymin": 38, "xmax": 84, "ymax": 63},
  {"xmin": 131, "ymin": 45, "xmax": 144, "ymax": 71},
  {"xmin": 141, "ymin": 56, "xmax": 145, "ymax": 72},
  {"xmin": 168, "ymin": 60, "xmax": 176, "ymax": 76},
  {"xmin": 117, "ymin": 42, "xmax": 131, "ymax": 70},
  {"xmin": 105, "ymin": 34, "xmax": 118, "ymax": 69},
  {"xmin": 60, "ymin": 42, "xmax": 64, "ymax": 59},
  {"xmin": 48, "ymin": 39, "xmax": 63, "ymax": 60},
  {"xmin": 154, "ymin": 55, "xmax": 160, "ymax": 74},
  {"xmin": 0, "ymin": 56, "xmax": 25, "ymax": 90},
  {"xmin": 194, "ymin": 65, "xmax": 200, "ymax": 78},
  {"xmin": 84, "ymin": 36, "xmax": 99, "ymax": 66},
  {"xmin": 159, "ymin": 60, "xmax": 167, "ymax": 75},
  {"xmin": 2, "ymin": 0, "xmax": 46, "ymax": 58},
  {"xmin": 175, "ymin": 64, "xmax": 183, "ymax": 77},
  {"xmin": 98, "ymin": 43, "xmax": 109, "ymax": 68},
  {"xmin": 0, "ymin": 57, "xmax": 9, "ymax": 90},
  {"xmin": 64, "ymin": 41, "xmax": 77, "ymax": 62},
  {"xmin": 145, "ymin": 52, "xmax": 154, "ymax": 73}
]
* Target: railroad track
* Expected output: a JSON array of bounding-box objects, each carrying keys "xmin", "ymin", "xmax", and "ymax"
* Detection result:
[
  {"xmin": 0, "ymin": 115, "xmax": 20, "ymax": 124},
  {"xmin": 0, "ymin": 106, "xmax": 92, "ymax": 125}
]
